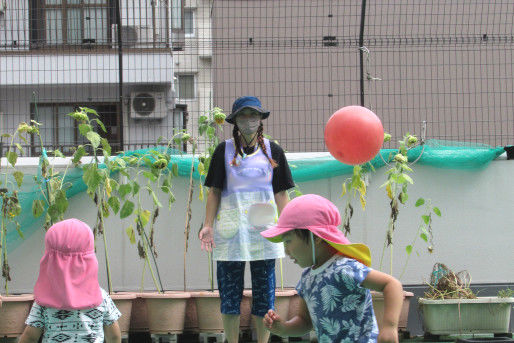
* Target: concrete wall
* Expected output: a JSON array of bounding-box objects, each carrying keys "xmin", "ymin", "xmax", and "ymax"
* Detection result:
[{"xmin": 4, "ymin": 152, "xmax": 513, "ymax": 295}]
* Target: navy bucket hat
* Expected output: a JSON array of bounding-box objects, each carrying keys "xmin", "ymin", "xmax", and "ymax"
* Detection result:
[{"xmin": 225, "ymin": 96, "xmax": 270, "ymax": 124}]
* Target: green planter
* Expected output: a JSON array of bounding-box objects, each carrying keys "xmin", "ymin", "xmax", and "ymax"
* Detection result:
[{"xmin": 419, "ymin": 297, "xmax": 514, "ymax": 336}]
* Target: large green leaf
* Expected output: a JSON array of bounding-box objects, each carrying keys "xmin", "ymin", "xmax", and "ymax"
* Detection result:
[
  {"xmin": 79, "ymin": 123, "xmax": 92, "ymax": 136},
  {"xmin": 118, "ymin": 183, "xmax": 132, "ymax": 199},
  {"xmin": 86, "ymin": 131, "xmax": 101, "ymax": 150},
  {"xmin": 415, "ymin": 198, "xmax": 425, "ymax": 207},
  {"xmin": 72, "ymin": 145, "xmax": 86, "ymax": 165},
  {"xmin": 108, "ymin": 196, "xmax": 120, "ymax": 214},
  {"xmin": 101, "ymin": 138, "xmax": 111, "ymax": 156},
  {"xmin": 83, "ymin": 164, "xmax": 101, "ymax": 193},
  {"xmin": 131, "ymin": 182, "xmax": 140, "ymax": 196},
  {"xmin": 120, "ymin": 200, "xmax": 134, "ymax": 219}
]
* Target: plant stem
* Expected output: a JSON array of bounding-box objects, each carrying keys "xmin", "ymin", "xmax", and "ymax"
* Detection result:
[
  {"xmin": 279, "ymin": 258, "xmax": 284, "ymax": 290},
  {"xmin": 208, "ymin": 251, "xmax": 213, "ymax": 292},
  {"xmin": 143, "ymin": 239, "xmax": 161, "ymax": 293},
  {"xmin": 183, "ymin": 155, "xmax": 195, "ymax": 291},
  {"xmin": 99, "ymin": 203, "xmax": 113, "ymax": 294},
  {"xmin": 1, "ymin": 216, "xmax": 8, "ymax": 295}
]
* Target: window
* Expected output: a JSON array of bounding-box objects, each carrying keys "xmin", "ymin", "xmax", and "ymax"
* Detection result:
[
  {"xmin": 30, "ymin": 0, "xmax": 112, "ymax": 47},
  {"xmin": 176, "ymin": 74, "xmax": 195, "ymax": 99},
  {"xmin": 31, "ymin": 103, "xmax": 121, "ymax": 155},
  {"xmin": 184, "ymin": 9, "xmax": 194, "ymax": 36}
]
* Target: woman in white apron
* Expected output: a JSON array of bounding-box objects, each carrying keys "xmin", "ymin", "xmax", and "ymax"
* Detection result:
[{"xmin": 199, "ymin": 96, "xmax": 295, "ymax": 343}]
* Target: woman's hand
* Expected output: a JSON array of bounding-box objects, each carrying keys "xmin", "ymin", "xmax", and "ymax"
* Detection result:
[{"xmin": 198, "ymin": 226, "xmax": 215, "ymax": 252}]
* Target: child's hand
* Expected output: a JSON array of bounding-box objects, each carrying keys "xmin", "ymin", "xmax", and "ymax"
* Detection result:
[
  {"xmin": 377, "ymin": 326, "xmax": 399, "ymax": 343},
  {"xmin": 263, "ymin": 309, "xmax": 285, "ymax": 335}
]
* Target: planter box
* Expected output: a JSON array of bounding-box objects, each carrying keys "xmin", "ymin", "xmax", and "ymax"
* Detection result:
[
  {"xmin": 190, "ymin": 290, "xmax": 224, "ymax": 333},
  {"xmin": 141, "ymin": 291, "xmax": 191, "ymax": 335},
  {"xmin": 0, "ymin": 294, "xmax": 34, "ymax": 338},
  {"xmin": 371, "ymin": 290, "xmax": 414, "ymax": 332},
  {"xmin": 110, "ymin": 292, "xmax": 137, "ymax": 335},
  {"xmin": 419, "ymin": 297, "xmax": 514, "ymax": 335}
]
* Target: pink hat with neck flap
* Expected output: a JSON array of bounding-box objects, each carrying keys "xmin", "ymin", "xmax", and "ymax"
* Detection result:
[
  {"xmin": 261, "ymin": 194, "xmax": 372, "ymax": 266},
  {"xmin": 34, "ymin": 218, "xmax": 102, "ymax": 310}
]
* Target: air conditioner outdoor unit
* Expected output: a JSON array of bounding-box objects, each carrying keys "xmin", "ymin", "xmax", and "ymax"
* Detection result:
[
  {"xmin": 130, "ymin": 92, "xmax": 167, "ymax": 120},
  {"xmin": 112, "ymin": 25, "xmax": 155, "ymax": 48}
]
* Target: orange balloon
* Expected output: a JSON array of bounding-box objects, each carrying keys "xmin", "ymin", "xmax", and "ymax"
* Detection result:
[{"xmin": 324, "ymin": 106, "xmax": 384, "ymax": 165}]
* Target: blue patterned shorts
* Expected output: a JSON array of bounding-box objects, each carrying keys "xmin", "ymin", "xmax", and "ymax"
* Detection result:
[{"xmin": 217, "ymin": 259, "xmax": 276, "ymax": 317}]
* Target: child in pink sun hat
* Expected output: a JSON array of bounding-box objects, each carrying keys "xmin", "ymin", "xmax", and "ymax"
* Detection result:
[
  {"xmin": 19, "ymin": 218, "xmax": 122, "ymax": 343},
  {"xmin": 260, "ymin": 194, "xmax": 404, "ymax": 343}
]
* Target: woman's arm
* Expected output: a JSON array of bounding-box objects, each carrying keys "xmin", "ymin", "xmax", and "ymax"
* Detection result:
[
  {"xmin": 361, "ymin": 270, "xmax": 403, "ymax": 342},
  {"xmin": 274, "ymin": 190, "xmax": 289, "ymax": 215},
  {"xmin": 199, "ymin": 187, "xmax": 221, "ymax": 252},
  {"xmin": 18, "ymin": 326, "xmax": 43, "ymax": 343},
  {"xmin": 263, "ymin": 296, "xmax": 312, "ymax": 337}
]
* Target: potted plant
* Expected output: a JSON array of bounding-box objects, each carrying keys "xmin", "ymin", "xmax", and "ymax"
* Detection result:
[
  {"xmin": 189, "ymin": 107, "xmax": 228, "ymax": 334},
  {"xmin": 112, "ymin": 133, "xmax": 192, "ymax": 336},
  {"xmin": 418, "ymin": 264, "xmax": 514, "ymax": 338},
  {"xmin": 0, "ymin": 122, "xmax": 39, "ymax": 338},
  {"xmin": 371, "ymin": 132, "xmax": 442, "ymax": 335}
]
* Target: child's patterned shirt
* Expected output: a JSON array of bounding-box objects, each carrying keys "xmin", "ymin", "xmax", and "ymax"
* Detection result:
[
  {"xmin": 25, "ymin": 288, "xmax": 121, "ymax": 343},
  {"xmin": 296, "ymin": 255, "xmax": 379, "ymax": 343}
]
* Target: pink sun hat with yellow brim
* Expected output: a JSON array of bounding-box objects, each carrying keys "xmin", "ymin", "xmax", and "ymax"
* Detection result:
[
  {"xmin": 260, "ymin": 194, "xmax": 372, "ymax": 267},
  {"xmin": 34, "ymin": 218, "xmax": 102, "ymax": 310}
]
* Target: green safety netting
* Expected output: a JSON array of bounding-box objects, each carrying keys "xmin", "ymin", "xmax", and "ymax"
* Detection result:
[{"xmin": 3, "ymin": 140, "xmax": 506, "ymax": 251}]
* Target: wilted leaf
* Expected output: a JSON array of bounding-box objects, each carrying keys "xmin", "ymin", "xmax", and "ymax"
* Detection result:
[
  {"xmin": 359, "ymin": 194, "xmax": 366, "ymax": 210},
  {"xmin": 32, "ymin": 199, "xmax": 45, "ymax": 218},
  {"xmin": 386, "ymin": 183, "xmax": 393, "ymax": 200},
  {"xmin": 172, "ymin": 163, "xmax": 179, "ymax": 177},
  {"xmin": 138, "ymin": 209, "xmax": 151, "ymax": 227},
  {"xmin": 6, "ymin": 151, "xmax": 17, "ymax": 167},
  {"xmin": 13, "ymin": 171, "xmax": 24, "ymax": 188},
  {"xmin": 125, "ymin": 225, "xmax": 136, "ymax": 244},
  {"xmin": 341, "ymin": 182, "xmax": 347, "ymax": 197}
]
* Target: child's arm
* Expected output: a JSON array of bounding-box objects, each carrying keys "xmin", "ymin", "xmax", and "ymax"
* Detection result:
[
  {"xmin": 361, "ymin": 270, "xmax": 404, "ymax": 343},
  {"xmin": 18, "ymin": 326, "xmax": 43, "ymax": 343},
  {"xmin": 263, "ymin": 297, "xmax": 312, "ymax": 337},
  {"xmin": 104, "ymin": 321, "xmax": 122, "ymax": 343}
]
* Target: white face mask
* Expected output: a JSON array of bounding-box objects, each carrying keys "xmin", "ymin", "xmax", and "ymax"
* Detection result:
[{"xmin": 236, "ymin": 114, "xmax": 261, "ymax": 135}]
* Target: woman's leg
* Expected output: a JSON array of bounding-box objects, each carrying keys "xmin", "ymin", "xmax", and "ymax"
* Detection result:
[
  {"xmin": 217, "ymin": 261, "xmax": 245, "ymax": 343},
  {"xmin": 250, "ymin": 259, "xmax": 276, "ymax": 343}
]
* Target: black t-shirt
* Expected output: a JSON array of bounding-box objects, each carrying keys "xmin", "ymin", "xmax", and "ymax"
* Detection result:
[{"xmin": 204, "ymin": 140, "xmax": 295, "ymax": 194}]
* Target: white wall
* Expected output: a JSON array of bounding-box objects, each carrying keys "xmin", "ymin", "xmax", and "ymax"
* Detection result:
[{"xmin": 4, "ymin": 153, "xmax": 513, "ymax": 294}]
